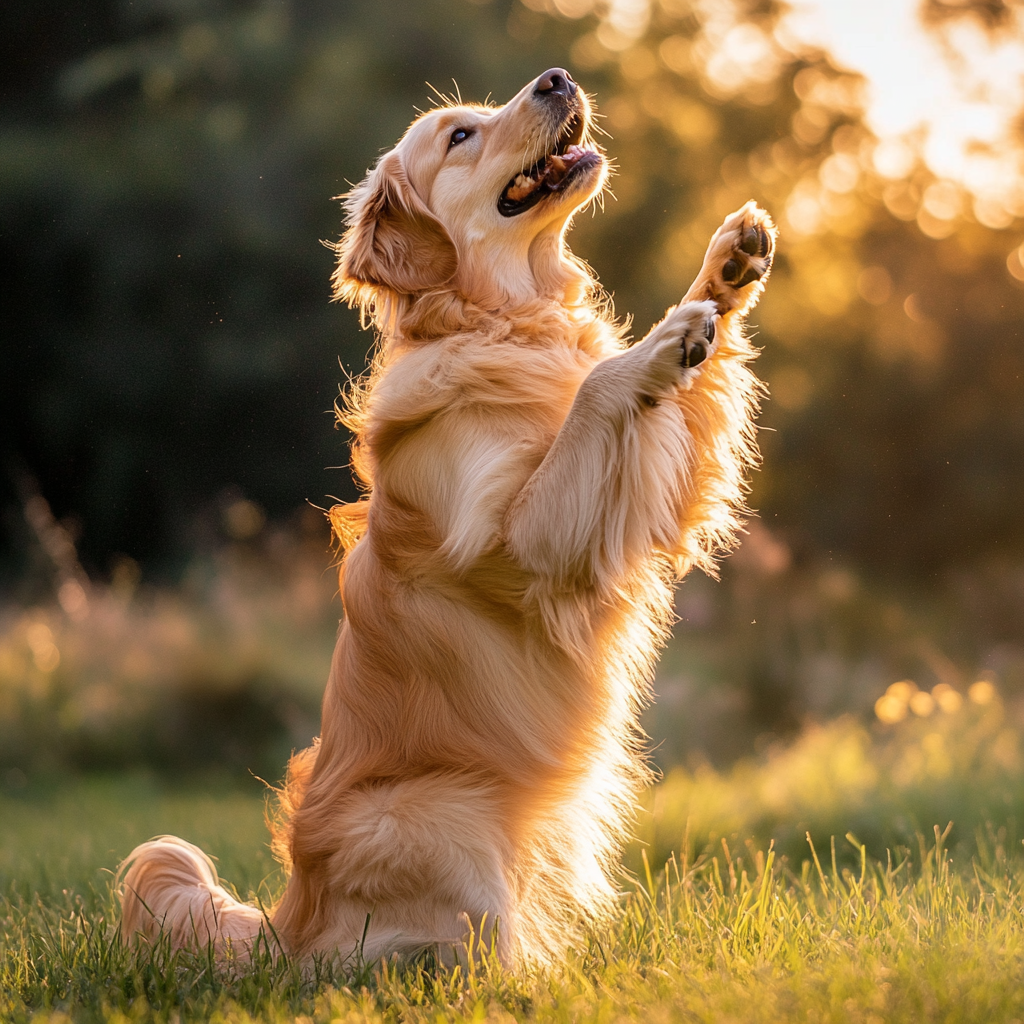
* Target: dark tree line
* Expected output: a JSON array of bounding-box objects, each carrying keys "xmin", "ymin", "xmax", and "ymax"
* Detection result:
[{"xmin": 1, "ymin": 0, "xmax": 1021, "ymax": 588}]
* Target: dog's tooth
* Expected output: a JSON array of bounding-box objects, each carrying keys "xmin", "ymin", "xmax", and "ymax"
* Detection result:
[{"xmin": 506, "ymin": 172, "xmax": 543, "ymax": 202}]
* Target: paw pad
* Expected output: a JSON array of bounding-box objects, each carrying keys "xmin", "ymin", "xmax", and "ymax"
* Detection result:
[
  {"xmin": 739, "ymin": 224, "xmax": 769, "ymax": 256},
  {"xmin": 721, "ymin": 218, "xmax": 773, "ymax": 291},
  {"xmin": 681, "ymin": 319, "xmax": 715, "ymax": 368}
]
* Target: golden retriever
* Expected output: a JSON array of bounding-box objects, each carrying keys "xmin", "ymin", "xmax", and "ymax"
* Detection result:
[{"xmin": 119, "ymin": 68, "xmax": 776, "ymax": 967}]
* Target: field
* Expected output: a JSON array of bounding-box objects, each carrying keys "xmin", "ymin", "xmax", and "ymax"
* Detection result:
[
  {"xmin": 4, "ymin": 0, "xmax": 1024, "ymax": 1018},
  {"xmin": 2, "ymin": 528, "xmax": 1023, "ymax": 1022},
  {"xmin": 5, "ymin": 689, "xmax": 1024, "ymax": 1024}
]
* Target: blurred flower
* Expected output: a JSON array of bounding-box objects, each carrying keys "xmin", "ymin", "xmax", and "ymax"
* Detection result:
[
  {"xmin": 892, "ymin": 680, "xmax": 915, "ymax": 700},
  {"xmin": 932, "ymin": 683, "xmax": 962, "ymax": 714},
  {"xmin": 909, "ymin": 690, "xmax": 935, "ymax": 717},
  {"xmin": 969, "ymin": 679, "xmax": 996, "ymax": 705},
  {"xmin": 875, "ymin": 694, "xmax": 906, "ymax": 724},
  {"xmin": 876, "ymin": 680, "xmax": 918, "ymax": 723},
  {"xmin": 643, "ymin": 673, "xmax": 1019, "ymax": 866}
]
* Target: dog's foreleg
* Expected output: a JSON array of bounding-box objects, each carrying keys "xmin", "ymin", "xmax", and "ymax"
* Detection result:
[
  {"xmin": 659, "ymin": 201, "xmax": 777, "ymax": 573},
  {"xmin": 504, "ymin": 203, "xmax": 777, "ymax": 590},
  {"xmin": 503, "ymin": 299, "xmax": 720, "ymax": 588}
]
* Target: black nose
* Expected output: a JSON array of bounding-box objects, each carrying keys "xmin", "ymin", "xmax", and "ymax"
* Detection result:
[{"xmin": 534, "ymin": 68, "xmax": 576, "ymax": 98}]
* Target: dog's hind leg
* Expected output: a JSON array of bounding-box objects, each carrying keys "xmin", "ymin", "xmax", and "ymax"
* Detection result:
[{"xmin": 272, "ymin": 773, "xmax": 516, "ymax": 965}]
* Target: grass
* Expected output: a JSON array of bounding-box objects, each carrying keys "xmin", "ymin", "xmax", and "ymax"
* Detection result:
[
  {"xmin": 6, "ymin": 711, "xmax": 1024, "ymax": 1024},
  {"xmin": 634, "ymin": 677, "xmax": 1024, "ymax": 873},
  {"xmin": 0, "ymin": 776, "xmax": 276, "ymax": 904},
  {"xmin": 3, "ymin": 522, "xmax": 1023, "ymax": 1021}
]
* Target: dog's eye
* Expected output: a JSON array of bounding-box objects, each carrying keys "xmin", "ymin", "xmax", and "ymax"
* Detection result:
[{"xmin": 448, "ymin": 128, "xmax": 472, "ymax": 149}]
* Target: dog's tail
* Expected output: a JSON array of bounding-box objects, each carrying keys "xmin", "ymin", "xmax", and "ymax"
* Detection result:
[{"xmin": 118, "ymin": 836, "xmax": 269, "ymax": 954}]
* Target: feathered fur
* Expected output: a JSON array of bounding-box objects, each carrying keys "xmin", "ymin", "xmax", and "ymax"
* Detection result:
[{"xmin": 118, "ymin": 69, "xmax": 776, "ymax": 968}]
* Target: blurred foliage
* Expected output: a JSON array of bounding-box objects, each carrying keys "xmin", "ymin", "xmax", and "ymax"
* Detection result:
[
  {"xmin": 646, "ymin": 519, "xmax": 1024, "ymax": 763},
  {"xmin": 635, "ymin": 672, "xmax": 1024, "ymax": 870},
  {"xmin": 0, "ymin": 0, "xmax": 588, "ymax": 573},
  {"xmin": 559, "ymin": 0, "xmax": 1024, "ymax": 578},
  {"xmin": 1, "ymin": 0, "xmax": 1021, "ymax": 579},
  {"xmin": 0, "ymin": 504, "xmax": 1020, "ymax": 777},
  {"xmin": 0, "ymin": 505, "xmax": 333, "ymax": 780},
  {"xmin": 1, "ymin": 0, "xmax": 1022, "ymax": 765}
]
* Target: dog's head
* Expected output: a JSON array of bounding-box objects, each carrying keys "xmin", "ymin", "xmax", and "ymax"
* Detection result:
[{"xmin": 333, "ymin": 69, "xmax": 607, "ymax": 324}]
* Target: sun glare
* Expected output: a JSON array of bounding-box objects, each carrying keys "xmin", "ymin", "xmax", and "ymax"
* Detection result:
[
  {"xmin": 557, "ymin": 0, "xmax": 1024, "ymax": 231},
  {"xmin": 777, "ymin": 0, "xmax": 1024, "ymax": 227}
]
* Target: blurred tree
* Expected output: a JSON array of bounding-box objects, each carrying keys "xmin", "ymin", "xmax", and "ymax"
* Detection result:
[
  {"xmin": 544, "ymin": 0, "xmax": 1024, "ymax": 575},
  {"xmin": 0, "ymin": 0, "xmax": 584, "ymax": 575},
  {"xmin": 1, "ymin": 0, "xmax": 1021, "ymax": 592}
]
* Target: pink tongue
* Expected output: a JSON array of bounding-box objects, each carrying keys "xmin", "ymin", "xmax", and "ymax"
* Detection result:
[{"xmin": 546, "ymin": 147, "xmax": 584, "ymax": 184}]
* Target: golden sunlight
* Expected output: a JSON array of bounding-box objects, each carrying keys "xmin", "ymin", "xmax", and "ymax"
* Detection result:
[
  {"xmin": 558, "ymin": 0, "xmax": 1024, "ymax": 231},
  {"xmin": 771, "ymin": 0, "xmax": 1024, "ymax": 227}
]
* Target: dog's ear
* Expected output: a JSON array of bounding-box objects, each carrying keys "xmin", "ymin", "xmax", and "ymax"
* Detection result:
[{"xmin": 332, "ymin": 153, "xmax": 458, "ymax": 302}]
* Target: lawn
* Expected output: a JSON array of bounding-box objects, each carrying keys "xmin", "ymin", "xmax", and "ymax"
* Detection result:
[{"xmin": 5, "ymin": 693, "xmax": 1024, "ymax": 1024}]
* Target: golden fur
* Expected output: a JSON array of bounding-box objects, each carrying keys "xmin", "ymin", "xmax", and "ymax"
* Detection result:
[{"xmin": 119, "ymin": 70, "xmax": 776, "ymax": 967}]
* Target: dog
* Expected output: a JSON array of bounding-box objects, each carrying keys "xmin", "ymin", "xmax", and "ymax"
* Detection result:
[{"xmin": 119, "ymin": 67, "xmax": 775, "ymax": 968}]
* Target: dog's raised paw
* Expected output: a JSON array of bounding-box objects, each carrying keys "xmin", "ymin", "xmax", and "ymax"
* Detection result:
[
  {"xmin": 702, "ymin": 203, "xmax": 777, "ymax": 315},
  {"xmin": 721, "ymin": 216, "xmax": 773, "ymax": 287},
  {"xmin": 681, "ymin": 317, "xmax": 715, "ymax": 368},
  {"xmin": 638, "ymin": 299, "xmax": 719, "ymax": 394}
]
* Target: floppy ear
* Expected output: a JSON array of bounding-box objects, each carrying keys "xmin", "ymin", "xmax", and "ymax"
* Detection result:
[{"xmin": 332, "ymin": 153, "xmax": 458, "ymax": 303}]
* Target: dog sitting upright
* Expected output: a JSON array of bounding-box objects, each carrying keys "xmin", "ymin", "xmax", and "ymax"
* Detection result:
[{"xmin": 119, "ymin": 68, "xmax": 776, "ymax": 967}]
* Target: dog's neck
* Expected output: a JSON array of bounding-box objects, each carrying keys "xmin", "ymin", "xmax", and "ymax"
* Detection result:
[
  {"xmin": 362, "ymin": 219, "xmax": 605, "ymax": 345},
  {"xmin": 413, "ymin": 227, "xmax": 591, "ymax": 321},
  {"xmin": 385, "ymin": 280, "xmax": 604, "ymax": 349},
  {"xmin": 447, "ymin": 224, "xmax": 563, "ymax": 305}
]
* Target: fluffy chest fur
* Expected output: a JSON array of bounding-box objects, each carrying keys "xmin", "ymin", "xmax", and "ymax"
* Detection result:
[{"xmin": 334, "ymin": 314, "xmax": 650, "ymax": 787}]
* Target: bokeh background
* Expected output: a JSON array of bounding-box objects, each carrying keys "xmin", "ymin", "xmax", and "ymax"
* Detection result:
[{"xmin": 1, "ymin": 0, "xmax": 1023, "ymax": 858}]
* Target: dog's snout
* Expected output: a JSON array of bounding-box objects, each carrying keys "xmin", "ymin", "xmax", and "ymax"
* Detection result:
[{"xmin": 533, "ymin": 68, "xmax": 576, "ymax": 98}]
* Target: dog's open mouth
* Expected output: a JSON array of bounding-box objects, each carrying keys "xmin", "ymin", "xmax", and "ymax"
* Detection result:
[{"xmin": 498, "ymin": 113, "xmax": 601, "ymax": 217}]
